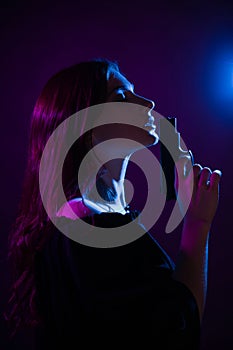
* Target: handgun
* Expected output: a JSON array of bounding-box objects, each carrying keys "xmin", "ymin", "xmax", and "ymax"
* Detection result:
[{"xmin": 159, "ymin": 117, "xmax": 193, "ymax": 200}]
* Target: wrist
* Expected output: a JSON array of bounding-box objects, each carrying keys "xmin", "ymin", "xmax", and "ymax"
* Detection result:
[
  {"xmin": 183, "ymin": 217, "xmax": 211, "ymax": 234},
  {"xmin": 180, "ymin": 220, "xmax": 210, "ymax": 252}
]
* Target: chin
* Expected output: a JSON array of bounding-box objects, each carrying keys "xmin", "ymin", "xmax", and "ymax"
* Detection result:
[{"xmin": 146, "ymin": 130, "xmax": 159, "ymax": 147}]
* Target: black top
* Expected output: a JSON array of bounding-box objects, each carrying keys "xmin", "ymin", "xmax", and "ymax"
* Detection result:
[{"xmin": 34, "ymin": 211, "xmax": 200, "ymax": 350}]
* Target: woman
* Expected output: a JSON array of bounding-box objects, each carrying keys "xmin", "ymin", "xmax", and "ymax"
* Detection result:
[{"xmin": 6, "ymin": 58, "xmax": 221, "ymax": 349}]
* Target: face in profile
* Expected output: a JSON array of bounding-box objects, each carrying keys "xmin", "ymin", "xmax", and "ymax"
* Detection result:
[{"xmin": 91, "ymin": 70, "xmax": 159, "ymax": 155}]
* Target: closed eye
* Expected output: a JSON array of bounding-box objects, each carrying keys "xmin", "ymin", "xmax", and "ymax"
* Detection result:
[
  {"xmin": 108, "ymin": 83, "xmax": 135, "ymax": 99},
  {"xmin": 115, "ymin": 90, "xmax": 127, "ymax": 101}
]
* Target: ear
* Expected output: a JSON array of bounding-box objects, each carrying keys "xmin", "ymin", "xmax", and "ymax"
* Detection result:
[{"xmin": 84, "ymin": 130, "xmax": 94, "ymax": 150}]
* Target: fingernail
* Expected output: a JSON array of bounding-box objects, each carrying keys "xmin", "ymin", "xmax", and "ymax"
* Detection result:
[
  {"xmin": 214, "ymin": 170, "xmax": 222, "ymax": 176},
  {"xmin": 188, "ymin": 149, "xmax": 194, "ymax": 165}
]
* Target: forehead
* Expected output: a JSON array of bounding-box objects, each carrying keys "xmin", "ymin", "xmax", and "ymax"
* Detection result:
[{"xmin": 107, "ymin": 70, "xmax": 132, "ymax": 91}]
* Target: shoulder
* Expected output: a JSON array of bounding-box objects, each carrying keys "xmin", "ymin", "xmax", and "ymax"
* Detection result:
[{"xmin": 56, "ymin": 198, "xmax": 93, "ymax": 219}]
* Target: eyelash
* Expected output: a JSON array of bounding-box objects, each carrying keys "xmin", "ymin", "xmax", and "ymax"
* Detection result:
[{"xmin": 116, "ymin": 92, "xmax": 127, "ymax": 102}]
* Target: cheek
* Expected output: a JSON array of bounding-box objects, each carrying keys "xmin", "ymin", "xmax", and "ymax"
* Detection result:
[
  {"xmin": 97, "ymin": 104, "xmax": 146, "ymax": 128},
  {"xmin": 93, "ymin": 124, "xmax": 139, "ymax": 142},
  {"xmin": 92, "ymin": 124, "xmax": 155, "ymax": 152}
]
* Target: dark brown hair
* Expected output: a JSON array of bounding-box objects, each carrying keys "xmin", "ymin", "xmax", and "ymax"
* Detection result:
[{"xmin": 5, "ymin": 58, "xmax": 120, "ymax": 336}]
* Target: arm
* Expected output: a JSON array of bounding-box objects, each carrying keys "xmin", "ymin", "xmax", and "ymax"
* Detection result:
[{"xmin": 172, "ymin": 158, "xmax": 222, "ymax": 321}]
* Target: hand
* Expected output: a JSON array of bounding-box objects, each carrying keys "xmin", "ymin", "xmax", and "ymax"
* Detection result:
[{"xmin": 175, "ymin": 156, "xmax": 222, "ymax": 228}]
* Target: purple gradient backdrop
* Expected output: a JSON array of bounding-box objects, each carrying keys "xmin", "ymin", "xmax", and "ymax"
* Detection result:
[{"xmin": 1, "ymin": 1, "xmax": 233, "ymax": 349}]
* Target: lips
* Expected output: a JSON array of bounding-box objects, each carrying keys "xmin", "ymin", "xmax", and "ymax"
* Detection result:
[{"xmin": 144, "ymin": 115, "xmax": 156, "ymax": 129}]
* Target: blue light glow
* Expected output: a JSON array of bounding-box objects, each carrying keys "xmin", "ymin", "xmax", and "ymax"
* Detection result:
[
  {"xmin": 216, "ymin": 60, "xmax": 233, "ymax": 100},
  {"xmin": 205, "ymin": 50, "xmax": 233, "ymax": 119}
]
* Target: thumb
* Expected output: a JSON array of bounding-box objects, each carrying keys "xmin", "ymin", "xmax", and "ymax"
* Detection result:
[
  {"xmin": 175, "ymin": 155, "xmax": 191, "ymax": 179},
  {"xmin": 174, "ymin": 155, "xmax": 189, "ymax": 192}
]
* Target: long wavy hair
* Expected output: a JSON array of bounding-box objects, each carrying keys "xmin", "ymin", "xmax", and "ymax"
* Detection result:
[{"xmin": 5, "ymin": 58, "xmax": 120, "ymax": 336}]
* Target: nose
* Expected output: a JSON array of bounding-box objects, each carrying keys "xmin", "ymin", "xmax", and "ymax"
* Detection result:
[{"xmin": 134, "ymin": 94, "xmax": 155, "ymax": 112}]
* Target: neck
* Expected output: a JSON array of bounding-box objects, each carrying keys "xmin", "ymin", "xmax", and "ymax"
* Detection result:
[{"xmin": 83, "ymin": 157, "xmax": 130, "ymax": 214}]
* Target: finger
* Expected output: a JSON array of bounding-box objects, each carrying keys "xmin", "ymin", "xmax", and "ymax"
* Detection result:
[
  {"xmin": 188, "ymin": 149, "xmax": 194, "ymax": 165},
  {"xmin": 193, "ymin": 164, "xmax": 202, "ymax": 178},
  {"xmin": 198, "ymin": 167, "xmax": 212, "ymax": 188},
  {"xmin": 209, "ymin": 170, "xmax": 222, "ymax": 190},
  {"xmin": 184, "ymin": 151, "xmax": 194, "ymax": 176},
  {"xmin": 190, "ymin": 164, "xmax": 202, "ymax": 191}
]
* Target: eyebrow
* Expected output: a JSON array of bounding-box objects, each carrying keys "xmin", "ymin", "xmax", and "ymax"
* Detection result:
[{"xmin": 108, "ymin": 83, "xmax": 135, "ymax": 97}]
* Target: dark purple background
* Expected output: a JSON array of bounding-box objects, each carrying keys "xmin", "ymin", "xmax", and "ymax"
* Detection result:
[{"xmin": 1, "ymin": 1, "xmax": 233, "ymax": 349}]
